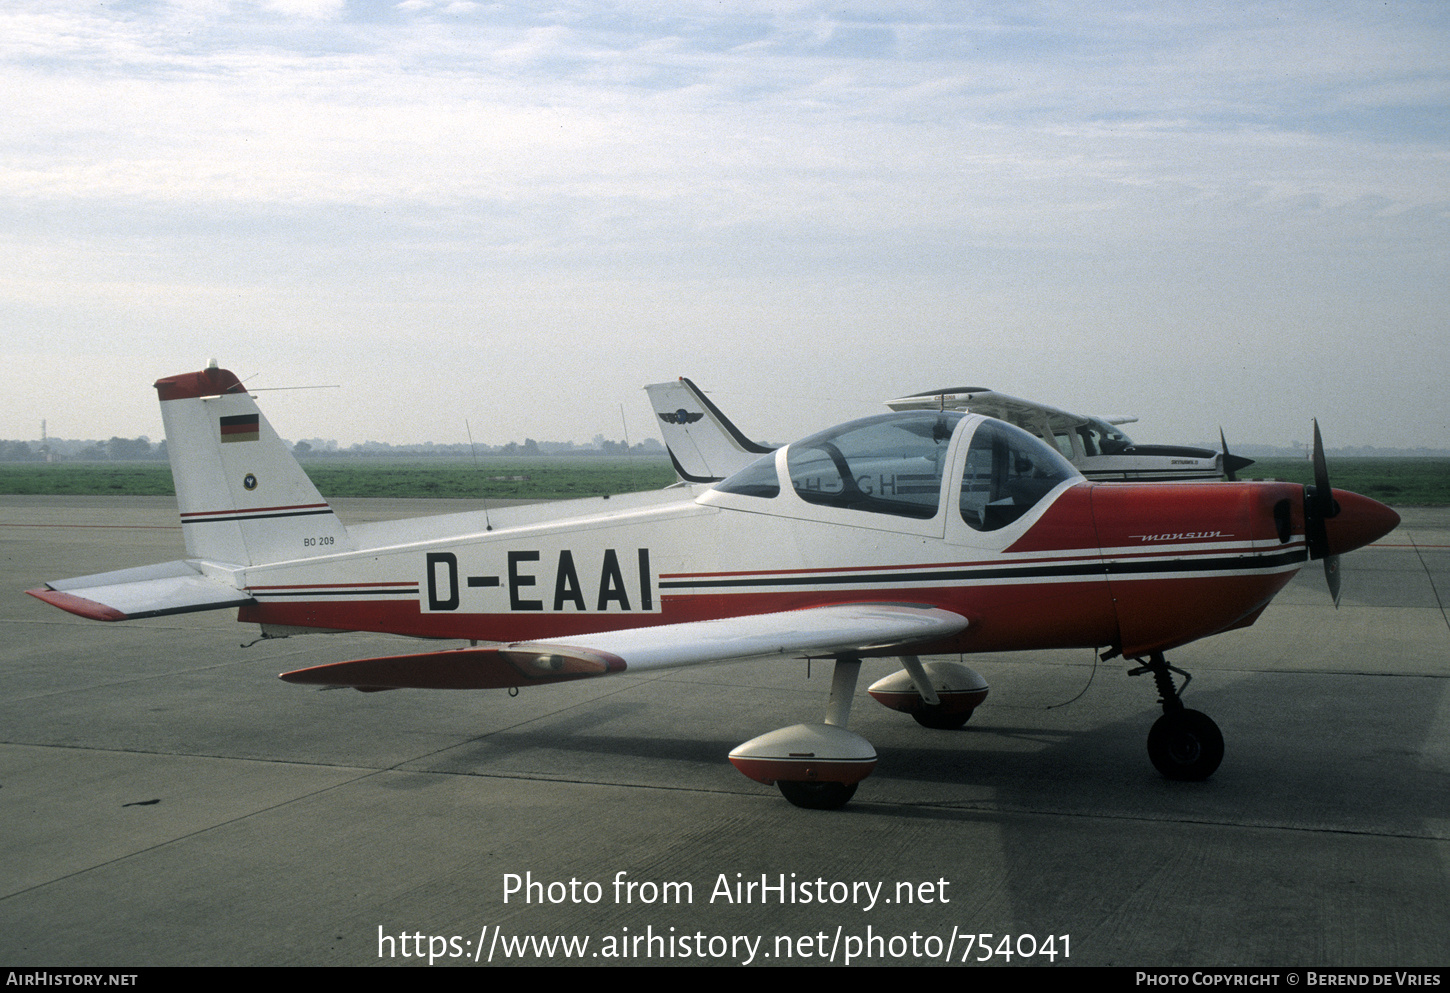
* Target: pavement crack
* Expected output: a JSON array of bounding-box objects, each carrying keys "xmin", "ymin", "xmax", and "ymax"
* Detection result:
[{"xmin": 1409, "ymin": 535, "xmax": 1450, "ymax": 634}]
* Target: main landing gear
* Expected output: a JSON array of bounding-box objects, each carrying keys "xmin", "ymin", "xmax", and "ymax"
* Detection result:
[
  {"xmin": 727, "ymin": 655, "xmax": 990, "ymax": 810},
  {"xmin": 727, "ymin": 657, "xmax": 877, "ymax": 810},
  {"xmin": 867, "ymin": 655, "xmax": 989, "ymax": 729},
  {"xmin": 1130, "ymin": 652, "xmax": 1224, "ymax": 781}
]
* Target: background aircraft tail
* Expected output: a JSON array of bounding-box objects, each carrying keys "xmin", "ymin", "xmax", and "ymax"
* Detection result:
[
  {"xmin": 644, "ymin": 377, "xmax": 775, "ymax": 483},
  {"xmin": 155, "ymin": 364, "xmax": 355, "ymax": 566}
]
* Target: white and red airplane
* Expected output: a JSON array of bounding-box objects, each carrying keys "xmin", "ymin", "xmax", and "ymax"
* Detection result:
[{"xmin": 29, "ymin": 364, "xmax": 1399, "ymax": 809}]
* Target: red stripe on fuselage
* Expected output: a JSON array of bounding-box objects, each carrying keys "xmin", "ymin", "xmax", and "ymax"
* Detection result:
[{"xmin": 241, "ymin": 557, "xmax": 1297, "ymax": 658}]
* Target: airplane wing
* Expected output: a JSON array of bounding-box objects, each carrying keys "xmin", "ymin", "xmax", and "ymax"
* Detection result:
[
  {"xmin": 27, "ymin": 561, "xmax": 253, "ymax": 621},
  {"xmin": 278, "ymin": 602, "xmax": 967, "ymax": 691},
  {"xmin": 644, "ymin": 377, "xmax": 775, "ymax": 483},
  {"xmin": 885, "ymin": 387, "xmax": 1093, "ymax": 437}
]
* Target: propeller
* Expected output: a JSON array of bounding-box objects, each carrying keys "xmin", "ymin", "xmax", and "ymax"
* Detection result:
[
  {"xmin": 1303, "ymin": 419, "xmax": 1342, "ymax": 606},
  {"xmin": 1218, "ymin": 428, "xmax": 1254, "ymax": 482}
]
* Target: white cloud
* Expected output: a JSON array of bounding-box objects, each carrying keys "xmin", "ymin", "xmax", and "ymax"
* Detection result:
[{"xmin": 259, "ymin": 0, "xmax": 348, "ymax": 19}]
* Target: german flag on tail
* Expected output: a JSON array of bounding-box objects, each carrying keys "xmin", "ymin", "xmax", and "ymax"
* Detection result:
[{"xmin": 220, "ymin": 413, "xmax": 260, "ymax": 443}]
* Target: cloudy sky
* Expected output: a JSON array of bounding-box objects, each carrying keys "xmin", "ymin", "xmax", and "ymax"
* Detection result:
[{"xmin": 3, "ymin": 1, "xmax": 1447, "ymax": 450}]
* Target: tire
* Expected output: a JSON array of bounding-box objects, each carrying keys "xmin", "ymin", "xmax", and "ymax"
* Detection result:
[
  {"xmin": 777, "ymin": 780, "xmax": 859, "ymax": 810},
  {"xmin": 1147, "ymin": 709, "xmax": 1224, "ymax": 780},
  {"xmin": 911, "ymin": 705, "xmax": 972, "ymax": 730}
]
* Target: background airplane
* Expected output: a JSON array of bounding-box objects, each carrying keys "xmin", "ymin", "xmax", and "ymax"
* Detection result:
[
  {"xmin": 644, "ymin": 377, "xmax": 775, "ymax": 484},
  {"xmin": 885, "ymin": 386, "xmax": 1254, "ymax": 482},
  {"xmin": 647, "ymin": 379, "xmax": 1253, "ymax": 487},
  {"xmin": 29, "ymin": 365, "xmax": 1396, "ymax": 809}
]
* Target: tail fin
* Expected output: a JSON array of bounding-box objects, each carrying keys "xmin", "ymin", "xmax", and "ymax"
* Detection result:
[
  {"xmin": 155, "ymin": 364, "xmax": 354, "ymax": 566},
  {"xmin": 643, "ymin": 377, "xmax": 775, "ymax": 483}
]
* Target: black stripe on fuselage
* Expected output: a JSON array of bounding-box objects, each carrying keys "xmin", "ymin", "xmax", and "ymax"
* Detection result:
[
  {"xmin": 181, "ymin": 508, "xmax": 337, "ymax": 524},
  {"xmin": 249, "ymin": 587, "xmax": 418, "ymax": 599},
  {"xmin": 658, "ymin": 549, "xmax": 1307, "ymax": 591}
]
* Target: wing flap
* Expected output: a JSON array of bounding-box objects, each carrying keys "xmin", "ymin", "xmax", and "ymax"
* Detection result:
[
  {"xmin": 28, "ymin": 560, "xmax": 253, "ymax": 621},
  {"xmin": 278, "ymin": 602, "xmax": 967, "ymax": 691}
]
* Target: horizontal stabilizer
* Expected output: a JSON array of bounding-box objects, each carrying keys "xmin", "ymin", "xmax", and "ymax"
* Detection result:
[
  {"xmin": 28, "ymin": 561, "xmax": 253, "ymax": 621},
  {"xmin": 279, "ymin": 602, "xmax": 967, "ymax": 691}
]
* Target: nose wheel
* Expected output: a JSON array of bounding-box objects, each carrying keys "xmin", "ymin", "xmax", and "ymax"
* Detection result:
[
  {"xmin": 1131, "ymin": 652, "xmax": 1224, "ymax": 781},
  {"xmin": 1146, "ymin": 708, "xmax": 1223, "ymax": 780}
]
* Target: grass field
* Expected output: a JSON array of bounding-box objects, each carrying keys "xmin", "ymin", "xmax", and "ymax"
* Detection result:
[
  {"xmin": 1, "ymin": 456, "xmax": 1445, "ymax": 505},
  {"xmin": 0, "ymin": 456, "xmax": 678, "ymax": 501},
  {"xmin": 1243, "ymin": 458, "xmax": 1450, "ymax": 507}
]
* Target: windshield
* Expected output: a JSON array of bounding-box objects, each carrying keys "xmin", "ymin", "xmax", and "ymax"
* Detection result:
[
  {"xmin": 714, "ymin": 451, "xmax": 780, "ymax": 498},
  {"xmin": 961, "ymin": 418, "xmax": 1080, "ymax": 531}
]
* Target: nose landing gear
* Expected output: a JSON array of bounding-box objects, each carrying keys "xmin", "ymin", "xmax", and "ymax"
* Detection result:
[{"xmin": 1131, "ymin": 652, "xmax": 1224, "ymax": 780}]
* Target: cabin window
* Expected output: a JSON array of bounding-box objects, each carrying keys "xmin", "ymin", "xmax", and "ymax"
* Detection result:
[
  {"xmin": 1051, "ymin": 431, "xmax": 1075, "ymax": 459},
  {"xmin": 715, "ymin": 452, "xmax": 780, "ymax": 498},
  {"xmin": 961, "ymin": 419, "xmax": 1079, "ymax": 531},
  {"xmin": 785, "ymin": 412, "xmax": 959, "ymax": 520}
]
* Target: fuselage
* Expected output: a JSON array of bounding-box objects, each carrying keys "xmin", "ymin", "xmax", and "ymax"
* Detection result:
[
  {"xmin": 233, "ymin": 411, "xmax": 1352, "ymax": 661},
  {"xmin": 1077, "ymin": 444, "xmax": 1226, "ymax": 482}
]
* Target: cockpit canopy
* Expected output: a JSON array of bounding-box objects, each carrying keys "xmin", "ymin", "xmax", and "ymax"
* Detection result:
[
  {"xmin": 786, "ymin": 412, "xmax": 958, "ymax": 520},
  {"xmin": 716, "ymin": 411, "xmax": 1080, "ymax": 531}
]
